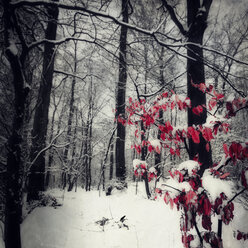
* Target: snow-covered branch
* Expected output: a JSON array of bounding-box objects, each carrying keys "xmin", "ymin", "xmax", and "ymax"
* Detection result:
[{"xmin": 28, "ymin": 130, "xmax": 64, "ymax": 169}]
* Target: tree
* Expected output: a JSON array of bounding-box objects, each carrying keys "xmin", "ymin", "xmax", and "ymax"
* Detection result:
[
  {"xmin": 2, "ymin": 0, "xmax": 29, "ymax": 246},
  {"xmin": 161, "ymin": 0, "xmax": 213, "ymax": 176},
  {"xmin": 115, "ymin": 0, "xmax": 129, "ymax": 182},
  {"xmin": 27, "ymin": 1, "xmax": 59, "ymax": 201}
]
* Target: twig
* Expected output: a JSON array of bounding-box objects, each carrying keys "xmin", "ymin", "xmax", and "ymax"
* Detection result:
[
  {"xmin": 161, "ymin": 183, "xmax": 182, "ymax": 192},
  {"xmin": 228, "ymin": 188, "xmax": 247, "ymax": 204}
]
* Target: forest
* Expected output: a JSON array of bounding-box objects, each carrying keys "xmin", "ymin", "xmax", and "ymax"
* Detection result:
[{"xmin": 0, "ymin": 0, "xmax": 248, "ymax": 248}]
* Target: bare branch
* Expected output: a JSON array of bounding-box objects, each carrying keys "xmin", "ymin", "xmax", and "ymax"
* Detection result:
[
  {"xmin": 139, "ymin": 71, "xmax": 186, "ymax": 98},
  {"xmin": 160, "ymin": 0, "xmax": 187, "ymax": 36}
]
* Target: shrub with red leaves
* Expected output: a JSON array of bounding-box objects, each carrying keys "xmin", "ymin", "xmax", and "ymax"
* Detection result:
[{"xmin": 124, "ymin": 86, "xmax": 248, "ymax": 248}]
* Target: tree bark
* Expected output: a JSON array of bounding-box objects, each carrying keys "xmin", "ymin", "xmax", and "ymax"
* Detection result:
[
  {"xmin": 109, "ymin": 143, "xmax": 114, "ymax": 180},
  {"xmin": 115, "ymin": 0, "xmax": 129, "ymax": 182},
  {"xmin": 27, "ymin": 1, "xmax": 59, "ymax": 201},
  {"xmin": 3, "ymin": 1, "xmax": 28, "ymax": 247},
  {"xmin": 187, "ymin": 0, "xmax": 213, "ymax": 176},
  {"xmin": 63, "ymin": 43, "xmax": 77, "ymax": 190}
]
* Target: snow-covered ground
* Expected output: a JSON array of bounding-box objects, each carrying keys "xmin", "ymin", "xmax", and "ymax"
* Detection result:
[{"xmin": 0, "ymin": 183, "xmax": 247, "ymax": 248}]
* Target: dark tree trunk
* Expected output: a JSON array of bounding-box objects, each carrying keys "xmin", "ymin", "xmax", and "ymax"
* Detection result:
[
  {"xmin": 115, "ymin": 0, "xmax": 129, "ymax": 182},
  {"xmin": 187, "ymin": 0, "xmax": 213, "ymax": 176},
  {"xmin": 3, "ymin": 1, "xmax": 28, "ymax": 247},
  {"xmin": 28, "ymin": 2, "xmax": 59, "ymax": 201},
  {"xmin": 109, "ymin": 143, "xmax": 114, "ymax": 180},
  {"xmin": 87, "ymin": 109, "xmax": 93, "ymax": 191},
  {"xmin": 155, "ymin": 109, "xmax": 163, "ymax": 176},
  {"xmin": 141, "ymin": 121, "xmax": 150, "ymax": 198},
  {"xmin": 63, "ymin": 51, "xmax": 77, "ymax": 190},
  {"xmin": 84, "ymin": 79, "xmax": 94, "ymax": 191},
  {"xmin": 45, "ymin": 89, "xmax": 63, "ymax": 188}
]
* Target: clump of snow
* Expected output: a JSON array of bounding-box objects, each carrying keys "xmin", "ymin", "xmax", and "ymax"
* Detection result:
[
  {"xmin": 149, "ymin": 139, "xmax": 161, "ymax": 149},
  {"xmin": 178, "ymin": 160, "xmax": 199, "ymax": 176},
  {"xmin": 226, "ymin": 93, "xmax": 235, "ymax": 102},
  {"xmin": 132, "ymin": 159, "xmax": 147, "ymax": 169},
  {"xmin": 148, "ymin": 167, "xmax": 157, "ymax": 174},
  {"xmin": 8, "ymin": 40, "xmax": 18, "ymax": 56},
  {"xmin": 164, "ymin": 178, "xmax": 192, "ymax": 198},
  {"xmin": 202, "ymin": 170, "xmax": 233, "ymax": 201},
  {"xmin": 204, "ymin": 114, "xmax": 226, "ymax": 128}
]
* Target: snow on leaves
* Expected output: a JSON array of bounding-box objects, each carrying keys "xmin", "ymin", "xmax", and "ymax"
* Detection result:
[
  {"xmin": 159, "ymin": 161, "xmax": 239, "ymax": 248},
  {"xmin": 133, "ymin": 159, "xmax": 157, "ymax": 182}
]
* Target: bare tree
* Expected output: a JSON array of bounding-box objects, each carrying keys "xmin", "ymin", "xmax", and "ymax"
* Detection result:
[
  {"xmin": 115, "ymin": 0, "xmax": 129, "ymax": 182},
  {"xmin": 27, "ymin": 1, "xmax": 59, "ymax": 201}
]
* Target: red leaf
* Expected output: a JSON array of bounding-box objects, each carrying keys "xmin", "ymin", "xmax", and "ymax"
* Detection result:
[
  {"xmin": 237, "ymin": 232, "xmax": 243, "ymax": 240},
  {"xmin": 198, "ymin": 83, "xmax": 207, "ymax": 92},
  {"xmin": 241, "ymin": 169, "xmax": 248, "ymax": 188},
  {"xmin": 192, "ymin": 105, "xmax": 203, "ymax": 116},
  {"xmin": 135, "ymin": 129, "xmax": 139, "ymax": 138},
  {"xmin": 174, "ymin": 170, "xmax": 184, "ymax": 182},
  {"xmin": 209, "ymin": 99, "xmax": 217, "ymax": 111},
  {"xmin": 170, "ymin": 148, "xmax": 175, "ymax": 155},
  {"xmin": 140, "ymin": 164, "xmax": 146, "ymax": 169},
  {"xmin": 214, "ymin": 91, "xmax": 224, "ymax": 100},
  {"xmin": 203, "ymin": 198, "xmax": 212, "ymax": 216},
  {"xmin": 188, "ymin": 127, "xmax": 200, "ymax": 144},
  {"xmin": 155, "ymin": 145, "xmax": 161, "ymax": 154},
  {"xmin": 162, "ymin": 92, "xmax": 168, "ymax": 98},
  {"xmin": 161, "ymin": 132, "xmax": 166, "ymax": 141},
  {"xmin": 169, "ymin": 170, "xmax": 174, "ymax": 179},
  {"xmin": 170, "ymin": 101, "xmax": 175, "ymax": 110},
  {"xmin": 206, "ymin": 143, "xmax": 210, "ymax": 152},
  {"xmin": 148, "ymin": 145, "xmax": 153, "ymax": 153},
  {"xmin": 223, "ymin": 143, "xmax": 229, "ymax": 158},
  {"xmin": 202, "ymin": 215, "xmax": 212, "ymax": 231},
  {"xmin": 134, "ymin": 145, "xmax": 141, "ymax": 154},
  {"xmin": 185, "ymin": 190, "xmax": 197, "ymax": 205},
  {"xmin": 202, "ymin": 127, "xmax": 214, "ymax": 142},
  {"xmin": 229, "ymin": 142, "xmax": 243, "ymax": 162},
  {"xmin": 176, "ymin": 148, "xmax": 180, "ymax": 156},
  {"xmin": 219, "ymin": 172, "xmax": 230, "ymax": 179}
]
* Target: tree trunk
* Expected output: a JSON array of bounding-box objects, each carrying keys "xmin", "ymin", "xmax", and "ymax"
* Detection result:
[
  {"xmin": 84, "ymin": 79, "xmax": 94, "ymax": 191},
  {"xmin": 28, "ymin": 2, "xmax": 59, "ymax": 201},
  {"xmin": 109, "ymin": 143, "xmax": 114, "ymax": 180},
  {"xmin": 140, "ymin": 121, "xmax": 151, "ymax": 198},
  {"xmin": 187, "ymin": 0, "xmax": 213, "ymax": 176},
  {"xmin": 45, "ymin": 89, "xmax": 63, "ymax": 188},
  {"xmin": 155, "ymin": 109, "xmax": 163, "ymax": 176},
  {"xmin": 115, "ymin": 0, "xmax": 129, "ymax": 182},
  {"xmin": 3, "ymin": 1, "xmax": 28, "ymax": 247}
]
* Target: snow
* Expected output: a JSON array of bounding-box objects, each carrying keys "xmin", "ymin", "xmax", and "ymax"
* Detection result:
[
  {"xmin": 7, "ymin": 40, "xmax": 18, "ymax": 56},
  {"xmin": 178, "ymin": 160, "xmax": 199, "ymax": 176},
  {"xmin": 202, "ymin": 169, "xmax": 233, "ymax": 200},
  {"xmin": 0, "ymin": 183, "xmax": 247, "ymax": 248},
  {"xmin": 148, "ymin": 139, "xmax": 161, "ymax": 149},
  {"xmin": 226, "ymin": 93, "xmax": 235, "ymax": 102},
  {"xmin": 20, "ymin": 186, "xmax": 183, "ymax": 248},
  {"xmin": 148, "ymin": 167, "xmax": 157, "ymax": 174},
  {"xmin": 163, "ymin": 178, "xmax": 191, "ymax": 198}
]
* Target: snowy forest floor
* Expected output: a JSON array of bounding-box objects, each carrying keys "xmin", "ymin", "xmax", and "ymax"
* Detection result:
[{"xmin": 0, "ymin": 183, "xmax": 248, "ymax": 248}]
